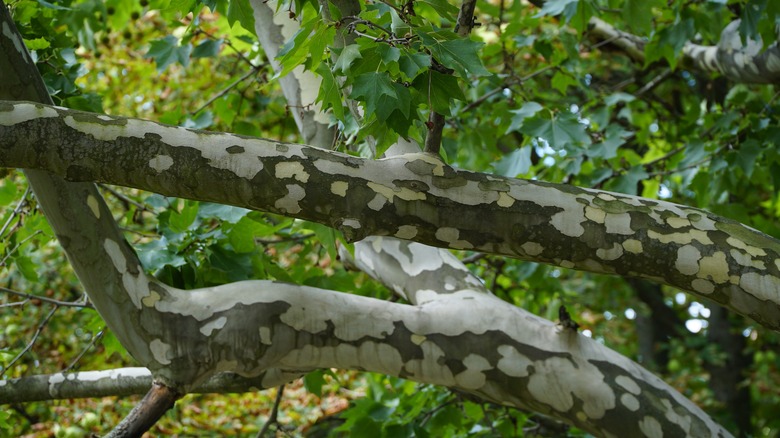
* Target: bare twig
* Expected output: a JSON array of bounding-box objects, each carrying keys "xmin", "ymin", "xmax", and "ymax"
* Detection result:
[
  {"xmin": 64, "ymin": 329, "xmax": 104, "ymax": 372},
  {"xmin": 0, "ymin": 287, "xmax": 93, "ymax": 309},
  {"xmin": 0, "ymin": 305, "xmax": 58, "ymax": 378},
  {"xmin": 0, "ymin": 186, "xmax": 31, "ymax": 237},
  {"xmin": 193, "ymin": 65, "xmax": 264, "ymax": 115},
  {"xmin": 256, "ymin": 384, "xmax": 286, "ymax": 438}
]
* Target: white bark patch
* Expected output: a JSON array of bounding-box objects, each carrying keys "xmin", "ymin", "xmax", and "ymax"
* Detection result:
[
  {"xmin": 199, "ymin": 316, "xmax": 227, "ymax": 336},
  {"xmin": 666, "ymin": 216, "xmax": 691, "ymax": 228},
  {"xmin": 675, "ymin": 245, "xmax": 702, "ymax": 276},
  {"xmin": 395, "ymin": 225, "xmax": 418, "ymax": 239},
  {"xmin": 331, "ymin": 181, "xmax": 348, "ymax": 196},
  {"xmin": 373, "ymin": 239, "xmax": 446, "ymax": 276},
  {"xmin": 1, "ymin": 22, "xmax": 28, "ymax": 60},
  {"xmin": 730, "ymin": 249, "xmax": 765, "ymax": 269},
  {"xmin": 141, "ymin": 290, "xmax": 160, "ymax": 307},
  {"xmin": 604, "ymin": 213, "xmax": 633, "ymax": 235},
  {"xmin": 648, "ymin": 229, "xmax": 713, "ymax": 245},
  {"xmin": 0, "ymin": 102, "xmax": 58, "ymax": 125},
  {"xmin": 639, "ymin": 416, "xmax": 663, "ymax": 438},
  {"xmin": 275, "ymin": 161, "xmax": 309, "ymax": 182},
  {"xmin": 622, "ymin": 239, "xmax": 643, "ymax": 254},
  {"xmin": 368, "ymin": 193, "xmax": 388, "ymax": 210},
  {"xmin": 259, "ymin": 327, "xmax": 272, "ymax": 345},
  {"xmin": 740, "ymin": 272, "xmax": 780, "ymax": 302},
  {"xmin": 496, "ymin": 345, "xmax": 532, "ymax": 377},
  {"xmin": 596, "ymin": 243, "xmax": 623, "ymax": 261},
  {"xmin": 551, "ymin": 210, "xmax": 586, "ymax": 238},
  {"xmin": 61, "ymin": 114, "xmax": 270, "ymax": 179},
  {"xmin": 150, "ymin": 339, "xmax": 172, "ymax": 365},
  {"xmin": 367, "ymin": 181, "xmax": 426, "ymax": 202},
  {"xmin": 403, "ymin": 340, "xmax": 456, "ymax": 385},
  {"xmin": 615, "ymin": 375, "xmax": 641, "ymax": 394},
  {"xmin": 585, "ymin": 206, "xmax": 606, "ymax": 223},
  {"xmin": 148, "ymin": 155, "xmax": 174, "ymax": 173},
  {"xmin": 691, "ymin": 278, "xmax": 715, "ymax": 294},
  {"xmin": 697, "ymin": 251, "xmax": 730, "ymax": 283},
  {"xmin": 661, "ymin": 399, "xmax": 692, "ymax": 434},
  {"xmin": 497, "ymin": 192, "xmax": 515, "ymax": 207},
  {"xmin": 435, "ymin": 227, "xmax": 474, "ymax": 249},
  {"xmin": 340, "ymin": 218, "xmax": 362, "ymax": 231},
  {"xmin": 411, "ymin": 334, "xmax": 426, "ymax": 345},
  {"xmin": 727, "ymin": 236, "xmax": 767, "ymax": 257},
  {"xmin": 86, "ymin": 194, "xmax": 100, "ymax": 219},
  {"xmin": 521, "ymin": 242, "xmax": 544, "ymax": 256},
  {"xmin": 507, "ymin": 186, "xmax": 587, "ymax": 237},
  {"xmin": 274, "ymin": 184, "xmax": 305, "ymax": 214},
  {"xmin": 455, "ymin": 354, "xmax": 492, "ymax": 390},
  {"xmin": 527, "ymin": 355, "xmax": 616, "ymax": 419},
  {"xmin": 103, "ymin": 239, "xmax": 149, "ymax": 309},
  {"xmin": 620, "ymin": 393, "xmax": 640, "ymax": 411}
]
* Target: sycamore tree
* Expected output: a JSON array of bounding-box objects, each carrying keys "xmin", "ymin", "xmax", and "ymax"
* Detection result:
[{"xmin": 1, "ymin": 0, "xmax": 779, "ymax": 436}]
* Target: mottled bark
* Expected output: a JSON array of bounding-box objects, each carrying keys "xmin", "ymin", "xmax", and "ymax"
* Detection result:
[
  {"xmin": 589, "ymin": 18, "xmax": 780, "ymax": 84},
  {"xmin": 1, "ymin": 102, "xmax": 779, "ymax": 333}
]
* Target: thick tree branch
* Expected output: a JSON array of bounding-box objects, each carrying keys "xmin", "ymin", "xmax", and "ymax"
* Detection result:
[
  {"xmin": 589, "ymin": 17, "xmax": 780, "ymax": 84},
  {"xmin": 106, "ymin": 382, "xmax": 181, "ymax": 438},
  {"xmin": 1, "ymin": 102, "xmax": 778, "ymax": 332}
]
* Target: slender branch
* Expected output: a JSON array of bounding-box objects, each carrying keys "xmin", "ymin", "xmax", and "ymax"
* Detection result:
[
  {"xmin": 64, "ymin": 329, "xmax": 105, "ymax": 372},
  {"xmin": 0, "ymin": 305, "xmax": 58, "ymax": 378},
  {"xmin": 256, "ymin": 384, "xmax": 286, "ymax": 438},
  {"xmin": 0, "ymin": 287, "xmax": 93, "ymax": 309},
  {"xmin": 0, "ymin": 186, "xmax": 30, "ymax": 237},
  {"xmin": 192, "ymin": 65, "xmax": 264, "ymax": 115}
]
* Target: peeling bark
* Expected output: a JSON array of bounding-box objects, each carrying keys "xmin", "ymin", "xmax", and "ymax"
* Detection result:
[{"xmin": 1, "ymin": 102, "xmax": 778, "ymax": 332}]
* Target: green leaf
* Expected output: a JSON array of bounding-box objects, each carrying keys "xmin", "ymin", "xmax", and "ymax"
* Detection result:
[
  {"xmin": 304, "ymin": 370, "xmax": 326, "ymax": 397},
  {"xmin": 412, "ymin": 71, "xmax": 465, "ymax": 114},
  {"xmin": 276, "ymin": 18, "xmax": 319, "ymax": 78},
  {"xmin": 0, "ymin": 179, "xmax": 18, "ymax": 205},
  {"xmin": 520, "ymin": 112, "xmax": 590, "ymax": 150},
  {"xmin": 607, "ymin": 165, "xmax": 649, "ymax": 195},
  {"xmin": 23, "ymin": 37, "xmax": 50, "ymax": 50},
  {"xmin": 169, "ymin": 201, "xmax": 199, "ymax": 232},
  {"xmin": 192, "ymin": 39, "xmax": 222, "ymax": 58},
  {"xmin": 739, "ymin": 0, "xmax": 767, "ymax": 44},
  {"xmin": 506, "ymin": 101, "xmax": 543, "ymax": 133},
  {"xmin": 534, "ymin": 0, "xmax": 578, "ymax": 17},
  {"xmin": 493, "ymin": 147, "xmax": 532, "ymax": 177},
  {"xmin": 146, "ymin": 36, "xmax": 192, "ymax": 72},
  {"xmin": 622, "ymin": 0, "xmax": 656, "ymax": 35},
  {"xmin": 226, "ymin": 0, "xmax": 256, "ymax": 33},
  {"xmin": 588, "ymin": 124, "xmax": 631, "ymax": 159},
  {"xmin": 736, "ymin": 139, "xmax": 762, "ymax": 177},
  {"xmin": 416, "ymin": 30, "xmax": 489, "ymax": 78},
  {"xmin": 376, "ymin": 82, "xmax": 412, "ymax": 120},
  {"xmin": 551, "ymin": 71, "xmax": 578, "ymax": 94},
  {"xmin": 13, "ymin": 255, "xmax": 39, "ymax": 282},
  {"xmin": 334, "ymin": 44, "xmax": 362, "ymax": 73},
  {"xmin": 418, "ymin": 0, "xmax": 459, "ymax": 21},
  {"xmin": 316, "ymin": 63, "xmax": 345, "ymax": 119},
  {"xmin": 350, "ymin": 72, "xmax": 397, "ymax": 116},
  {"xmin": 398, "ymin": 52, "xmax": 431, "ymax": 80}
]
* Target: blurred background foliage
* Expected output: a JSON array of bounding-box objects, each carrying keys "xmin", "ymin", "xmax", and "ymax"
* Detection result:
[{"xmin": 1, "ymin": 0, "xmax": 779, "ymax": 436}]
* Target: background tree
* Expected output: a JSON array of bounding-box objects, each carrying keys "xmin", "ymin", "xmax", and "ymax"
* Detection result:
[{"xmin": 1, "ymin": 0, "xmax": 779, "ymax": 436}]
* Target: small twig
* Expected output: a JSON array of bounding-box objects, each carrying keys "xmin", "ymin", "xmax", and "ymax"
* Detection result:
[
  {"xmin": 256, "ymin": 384, "xmax": 286, "ymax": 438},
  {"xmin": 0, "ymin": 230, "xmax": 43, "ymax": 268},
  {"xmin": 0, "ymin": 287, "xmax": 93, "ymax": 309},
  {"xmin": 193, "ymin": 65, "xmax": 263, "ymax": 115},
  {"xmin": 0, "ymin": 305, "xmax": 58, "ymax": 378},
  {"xmin": 0, "ymin": 186, "xmax": 32, "ymax": 238},
  {"xmin": 64, "ymin": 329, "xmax": 104, "ymax": 372},
  {"xmin": 99, "ymin": 184, "xmax": 150, "ymax": 212}
]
